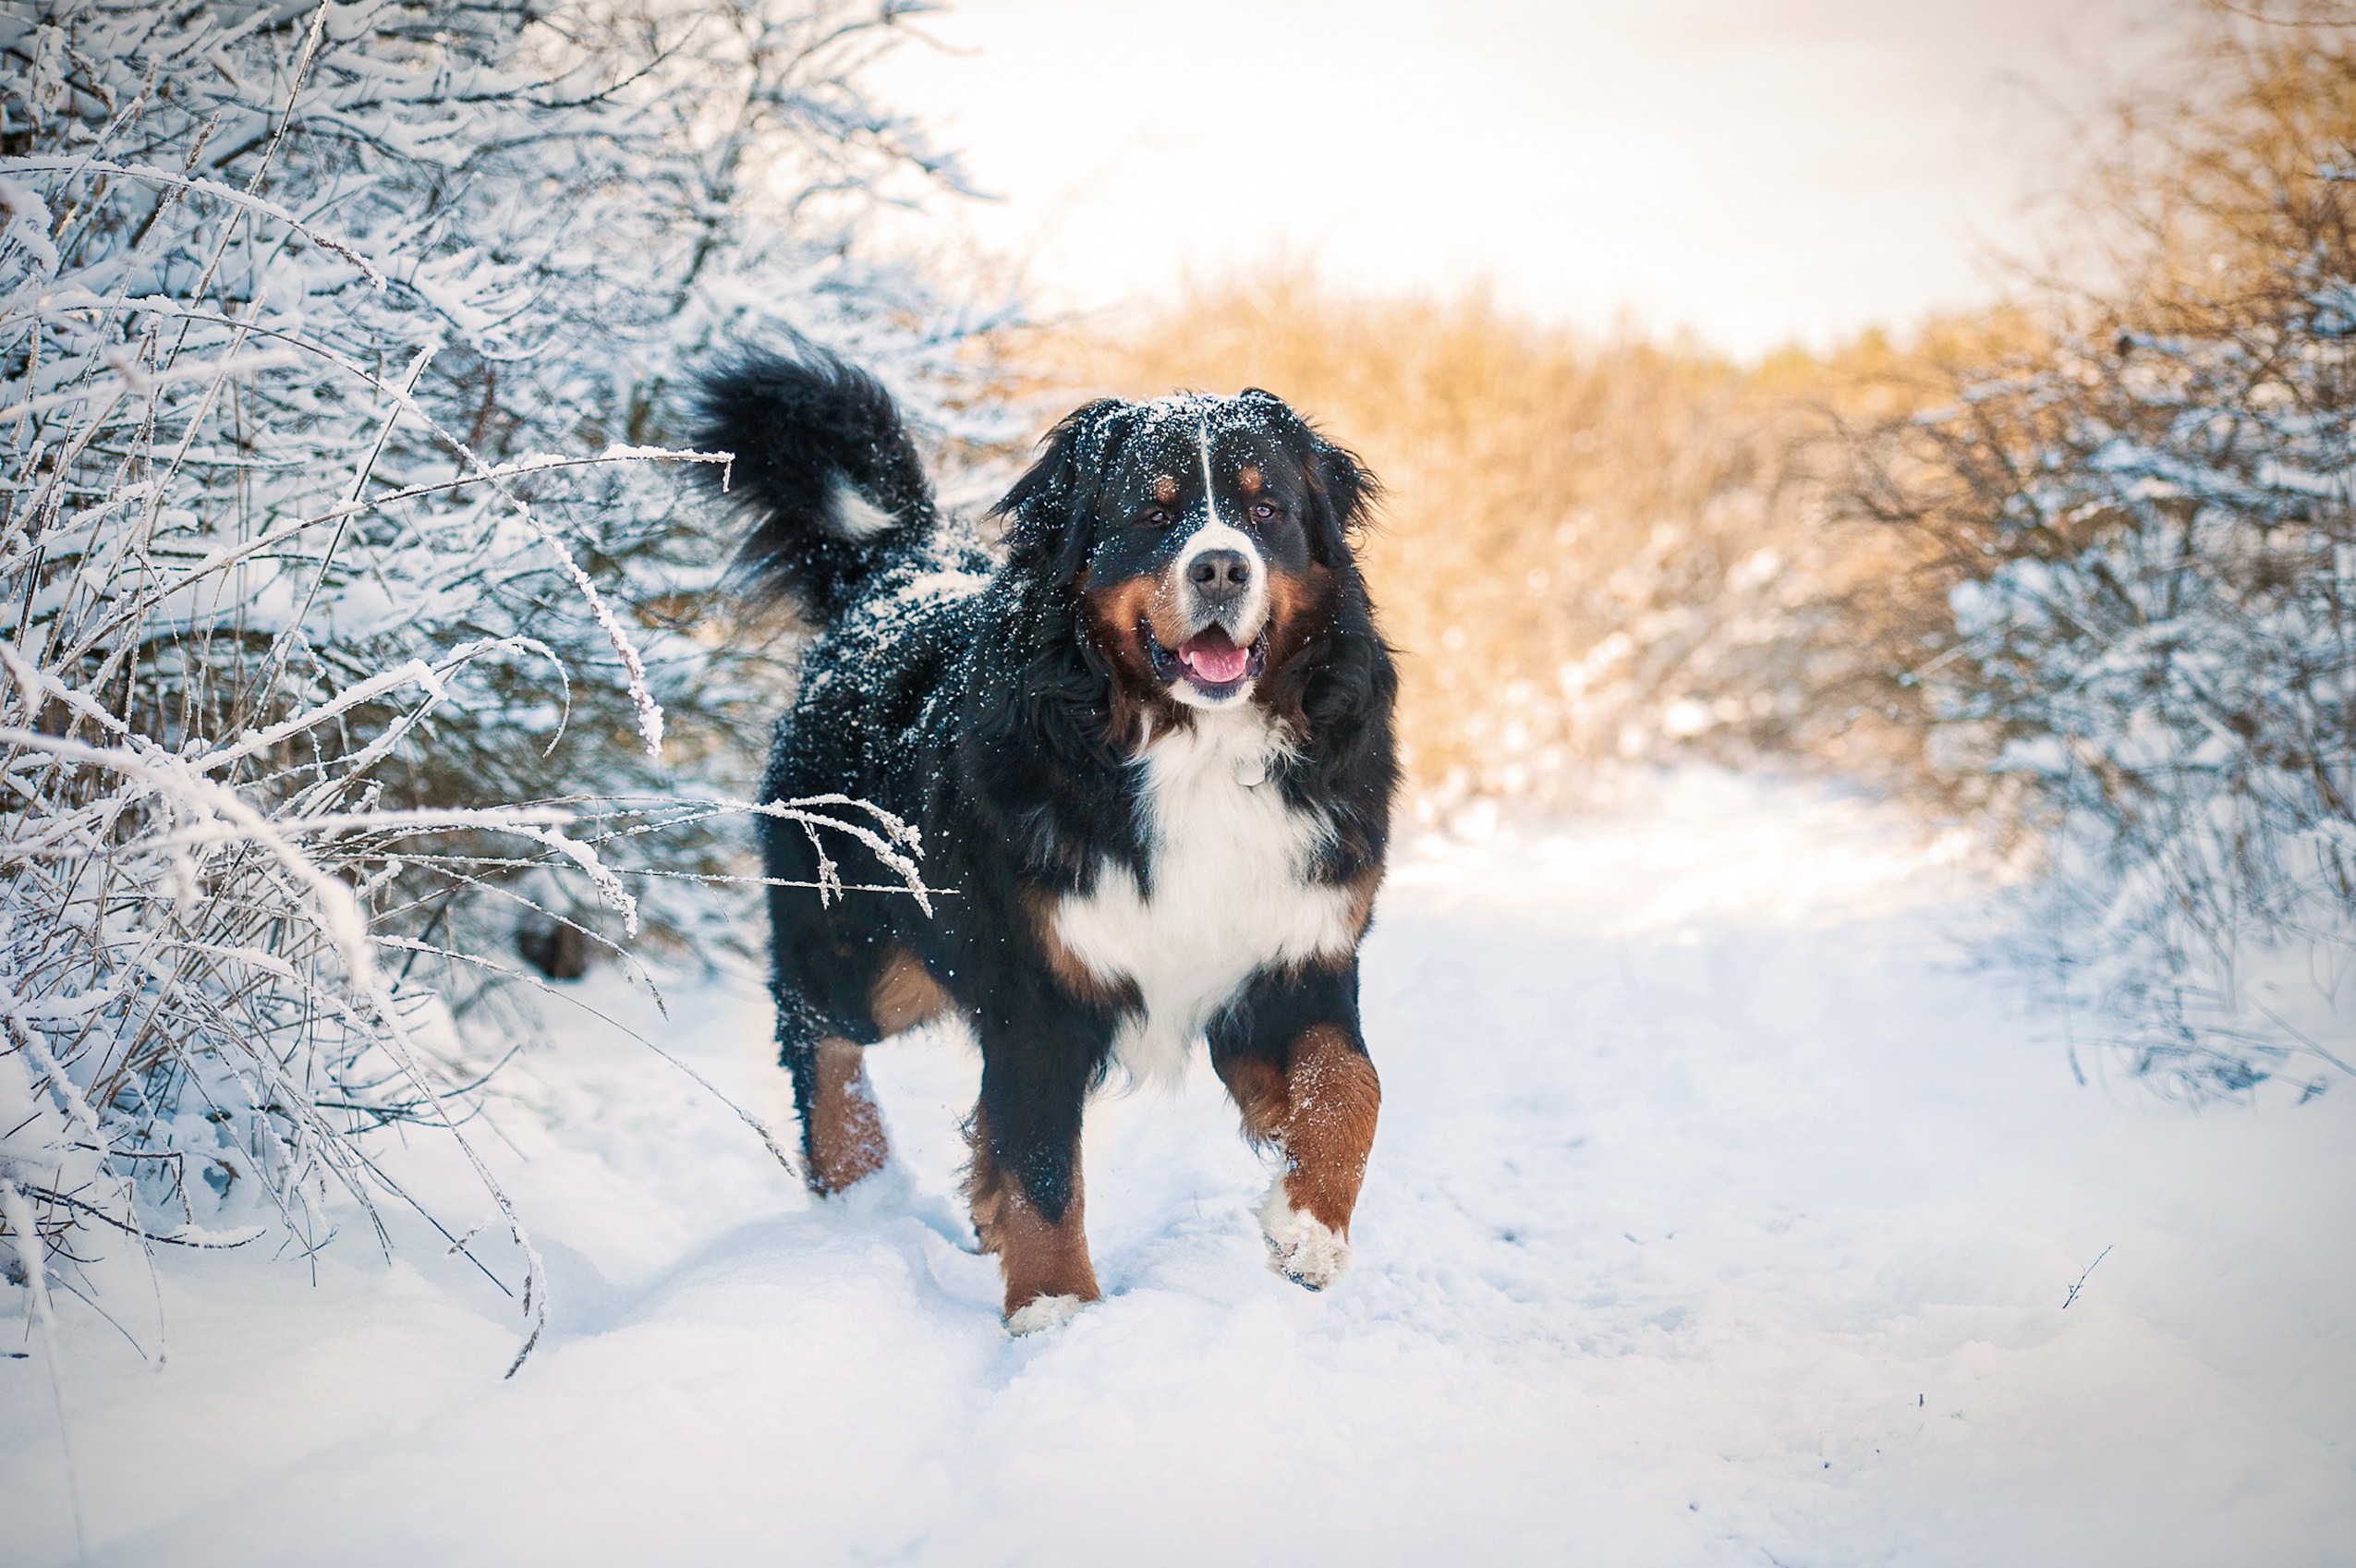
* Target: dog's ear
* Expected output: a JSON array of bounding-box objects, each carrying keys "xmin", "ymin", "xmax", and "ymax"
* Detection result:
[
  {"xmin": 1240, "ymin": 388, "xmax": 1378, "ymax": 567},
  {"xmin": 994, "ymin": 398, "xmax": 1133, "ymax": 578},
  {"xmin": 1304, "ymin": 435, "xmax": 1378, "ymax": 566}
]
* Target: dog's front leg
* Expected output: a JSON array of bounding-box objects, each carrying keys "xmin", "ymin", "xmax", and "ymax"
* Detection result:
[
  {"xmin": 965, "ymin": 1001, "xmax": 1111, "ymax": 1332},
  {"xmin": 1210, "ymin": 961, "xmax": 1381, "ymax": 1289}
]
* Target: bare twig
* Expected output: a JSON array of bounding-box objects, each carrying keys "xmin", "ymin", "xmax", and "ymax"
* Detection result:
[{"xmin": 2061, "ymin": 1245, "xmax": 2114, "ymax": 1308}]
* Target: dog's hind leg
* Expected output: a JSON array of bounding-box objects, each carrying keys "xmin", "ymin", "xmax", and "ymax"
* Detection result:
[{"xmin": 777, "ymin": 994, "xmax": 891, "ymax": 1197}]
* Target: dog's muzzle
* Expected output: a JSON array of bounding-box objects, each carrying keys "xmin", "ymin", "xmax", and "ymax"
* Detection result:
[
  {"xmin": 1154, "ymin": 531, "xmax": 1268, "ymax": 699},
  {"xmin": 1145, "ymin": 517, "xmax": 1271, "ymax": 703}
]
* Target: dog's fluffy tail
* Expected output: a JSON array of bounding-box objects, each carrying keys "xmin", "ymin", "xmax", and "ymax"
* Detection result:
[{"xmin": 694, "ymin": 346, "xmax": 937, "ymax": 626}]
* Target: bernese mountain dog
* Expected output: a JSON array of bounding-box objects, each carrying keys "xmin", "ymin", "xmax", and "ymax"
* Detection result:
[{"xmin": 697, "ymin": 350, "xmax": 1398, "ymax": 1332}]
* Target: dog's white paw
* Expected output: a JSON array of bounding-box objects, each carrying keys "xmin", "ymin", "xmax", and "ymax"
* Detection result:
[
  {"xmin": 1004, "ymin": 1293, "xmax": 1087, "ymax": 1336},
  {"xmin": 1258, "ymin": 1184, "xmax": 1353, "ymax": 1290}
]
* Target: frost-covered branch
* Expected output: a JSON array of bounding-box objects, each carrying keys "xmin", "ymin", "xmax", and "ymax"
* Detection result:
[
  {"xmin": 0, "ymin": 0, "xmax": 1009, "ymax": 1369},
  {"xmin": 1840, "ymin": 3, "xmax": 2356, "ymax": 1096}
]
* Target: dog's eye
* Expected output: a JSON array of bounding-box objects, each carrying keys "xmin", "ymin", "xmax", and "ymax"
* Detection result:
[
  {"xmin": 1138, "ymin": 507, "xmax": 1171, "ymax": 528},
  {"xmin": 1249, "ymin": 502, "xmax": 1278, "ymax": 522}
]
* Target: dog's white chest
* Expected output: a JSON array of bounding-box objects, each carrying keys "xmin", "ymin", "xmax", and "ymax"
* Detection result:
[{"xmin": 1051, "ymin": 711, "xmax": 1356, "ymax": 1085}]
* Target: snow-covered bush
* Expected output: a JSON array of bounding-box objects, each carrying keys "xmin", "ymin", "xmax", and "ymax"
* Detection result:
[
  {"xmin": 1844, "ymin": 3, "xmax": 2356, "ymax": 1095},
  {"xmin": 0, "ymin": 0, "xmax": 985, "ymax": 1366}
]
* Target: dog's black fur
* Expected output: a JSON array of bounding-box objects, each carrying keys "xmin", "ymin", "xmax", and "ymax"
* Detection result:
[{"xmin": 696, "ymin": 348, "xmax": 1397, "ymax": 1324}]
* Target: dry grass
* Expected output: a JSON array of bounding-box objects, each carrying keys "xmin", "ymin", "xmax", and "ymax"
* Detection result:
[{"xmin": 1028, "ymin": 271, "xmax": 1970, "ymax": 816}]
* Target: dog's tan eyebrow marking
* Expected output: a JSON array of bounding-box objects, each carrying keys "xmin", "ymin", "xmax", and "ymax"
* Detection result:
[
  {"xmin": 1237, "ymin": 463, "xmax": 1263, "ymax": 496},
  {"xmin": 1152, "ymin": 473, "xmax": 1178, "ymax": 504}
]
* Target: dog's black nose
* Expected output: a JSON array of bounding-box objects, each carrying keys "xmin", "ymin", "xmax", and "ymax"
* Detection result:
[{"xmin": 1188, "ymin": 549, "xmax": 1254, "ymax": 603}]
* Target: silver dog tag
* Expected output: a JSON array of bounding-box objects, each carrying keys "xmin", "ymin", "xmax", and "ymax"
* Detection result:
[{"xmin": 1233, "ymin": 754, "xmax": 1268, "ymax": 787}]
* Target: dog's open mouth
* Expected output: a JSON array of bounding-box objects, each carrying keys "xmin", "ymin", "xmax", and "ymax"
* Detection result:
[{"xmin": 1145, "ymin": 625, "xmax": 1269, "ymax": 698}]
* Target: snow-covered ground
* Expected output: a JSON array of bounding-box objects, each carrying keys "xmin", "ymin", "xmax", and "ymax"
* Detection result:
[{"xmin": 6, "ymin": 773, "xmax": 2352, "ymax": 1567}]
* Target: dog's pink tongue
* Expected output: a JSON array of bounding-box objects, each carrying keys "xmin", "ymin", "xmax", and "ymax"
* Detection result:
[{"xmin": 1181, "ymin": 638, "xmax": 1250, "ymax": 684}]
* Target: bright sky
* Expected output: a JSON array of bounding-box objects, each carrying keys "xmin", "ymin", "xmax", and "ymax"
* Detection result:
[{"xmin": 868, "ymin": 0, "xmax": 2182, "ymax": 358}]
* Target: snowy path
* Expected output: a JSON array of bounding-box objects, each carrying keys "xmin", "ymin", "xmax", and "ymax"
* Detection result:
[{"xmin": 6, "ymin": 775, "xmax": 2353, "ymax": 1567}]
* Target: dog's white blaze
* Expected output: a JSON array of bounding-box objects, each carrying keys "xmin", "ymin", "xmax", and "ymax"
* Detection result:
[
  {"xmin": 1052, "ymin": 707, "xmax": 1357, "ymax": 1088},
  {"xmin": 1171, "ymin": 417, "xmax": 1268, "ymax": 641},
  {"xmin": 828, "ymin": 480, "xmax": 899, "ymax": 541}
]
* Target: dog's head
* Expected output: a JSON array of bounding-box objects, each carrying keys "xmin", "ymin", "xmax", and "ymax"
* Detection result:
[{"xmin": 995, "ymin": 390, "xmax": 1375, "ymax": 716}]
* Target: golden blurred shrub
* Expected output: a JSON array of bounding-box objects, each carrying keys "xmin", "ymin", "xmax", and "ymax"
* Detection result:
[{"xmin": 1032, "ymin": 272, "xmax": 1961, "ymax": 815}]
